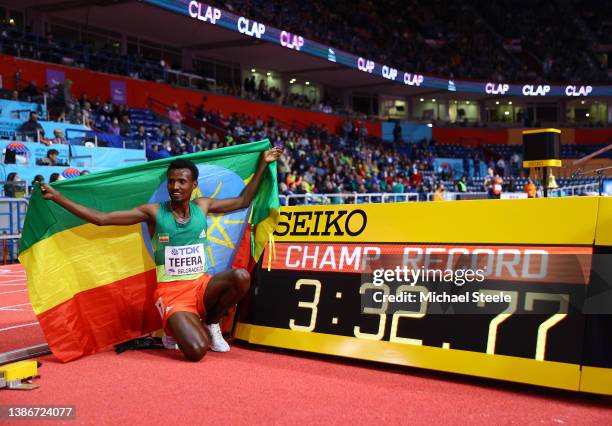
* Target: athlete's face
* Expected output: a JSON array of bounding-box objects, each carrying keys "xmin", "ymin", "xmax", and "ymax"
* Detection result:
[{"xmin": 167, "ymin": 168, "xmax": 197, "ymax": 203}]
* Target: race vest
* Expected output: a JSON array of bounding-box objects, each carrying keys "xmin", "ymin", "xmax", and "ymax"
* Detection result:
[{"xmin": 152, "ymin": 201, "xmax": 209, "ymax": 282}]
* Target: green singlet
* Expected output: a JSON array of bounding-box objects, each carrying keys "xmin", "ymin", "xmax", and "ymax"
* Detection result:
[{"xmin": 152, "ymin": 201, "xmax": 209, "ymax": 283}]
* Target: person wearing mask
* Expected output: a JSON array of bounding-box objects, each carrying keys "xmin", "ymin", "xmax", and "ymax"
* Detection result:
[
  {"xmin": 4, "ymin": 172, "xmax": 23, "ymax": 197},
  {"xmin": 107, "ymin": 118, "xmax": 121, "ymax": 136}
]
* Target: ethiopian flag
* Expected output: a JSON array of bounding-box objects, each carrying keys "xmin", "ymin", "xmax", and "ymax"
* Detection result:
[{"xmin": 19, "ymin": 140, "xmax": 279, "ymax": 362}]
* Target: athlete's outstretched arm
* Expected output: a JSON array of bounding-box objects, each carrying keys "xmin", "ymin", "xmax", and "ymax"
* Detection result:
[
  {"xmin": 202, "ymin": 147, "xmax": 282, "ymax": 214},
  {"xmin": 40, "ymin": 183, "xmax": 155, "ymax": 226}
]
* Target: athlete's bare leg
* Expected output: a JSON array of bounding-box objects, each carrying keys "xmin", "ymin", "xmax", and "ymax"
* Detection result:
[
  {"xmin": 203, "ymin": 268, "xmax": 250, "ymax": 324},
  {"xmin": 166, "ymin": 312, "xmax": 210, "ymax": 362},
  {"xmin": 165, "ymin": 268, "xmax": 249, "ymax": 361}
]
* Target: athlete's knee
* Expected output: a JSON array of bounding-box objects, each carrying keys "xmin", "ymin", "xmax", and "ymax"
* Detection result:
[
  {"xmin": 181, "ymin": 337, "xmax": 209, "ymax": 362},
  {"xmin": 232, "ymin": 268, "xmax": 250, "ymax": 296}
]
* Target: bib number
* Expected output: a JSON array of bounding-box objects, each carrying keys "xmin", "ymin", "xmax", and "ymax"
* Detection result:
[{"xmin": 164, "ymin": 244, "xmax": 206, "ymax": 276}]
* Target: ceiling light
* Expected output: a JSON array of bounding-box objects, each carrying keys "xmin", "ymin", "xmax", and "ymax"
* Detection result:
[{"xmin": 251, "ymin": 68, "xmax": 256, "ymax": 73}]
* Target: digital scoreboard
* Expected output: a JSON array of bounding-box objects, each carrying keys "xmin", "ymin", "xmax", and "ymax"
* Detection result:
[{"xmin": 235, "ymin": 198, "xmax": 612, "ymax": 394}]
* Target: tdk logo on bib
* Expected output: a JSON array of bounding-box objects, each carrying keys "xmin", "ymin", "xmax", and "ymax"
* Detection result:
[
  {"xmin": 165, "ymin": 244, "xmax": 205, "ymax": 275},
  {"xmin": 170, "ymin": 246, "xmax": 201, "ymax": 255}
]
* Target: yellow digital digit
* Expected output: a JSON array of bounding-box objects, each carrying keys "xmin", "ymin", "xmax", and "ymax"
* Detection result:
[
  {"xmin": 288, "ymin": 279, "xmax": 322, "ymax": 332},
  {"xmin": 354, "ymin": 283, "xmax": 389, "ymax": 340},
  {"xmin": 389, "ymin": 285, "xmax": 428, "ymax": 345},
  {"xmin": 524, "ymin": 292, "xmax": 569, "ymax": 361},
  {"xmin": 476, "ymin": 290, "xmax": 518, "ymax": 354}
]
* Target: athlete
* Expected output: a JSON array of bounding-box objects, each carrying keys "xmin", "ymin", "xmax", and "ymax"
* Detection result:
[{"xmin": 40, "ymin": 148, "xmax": 282, "ymax": 361}]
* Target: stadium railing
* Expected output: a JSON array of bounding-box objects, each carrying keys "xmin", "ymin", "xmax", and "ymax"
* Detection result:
[
  {"xmin": 549, "ymin": 182, "xmax": 601, "ymax": 197},
  {"xmin": 0, "ymin": 197, "xmax": 29, "ymax": 264},
  {"xmin": 279, "ymin": 193, "xmax": 420, "ymax": 206}
]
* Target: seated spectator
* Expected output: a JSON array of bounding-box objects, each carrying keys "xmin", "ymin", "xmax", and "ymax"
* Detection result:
[
  {"xmin": 19, "ymin": 111, "xmax": 45, "ymax": 141},
  {"xmin": 29, "ymin": 174, "xmax": 44, "ymax": 193},
  {"xmin": 43, "ymin": 128, "xmax": 68, "ymax": 145},
  {"xmin": 168, "ymin": 103, "xmax": 183, "ymax": 129},
  {"xmin": 24, "ymin": 81, "xmax": 39, "ymax": 98},
  {"xmin": 49, "ymin": 172, "xmax": 61, "ymax": 183},
  {"xmin": 107, "ymin": 118, "xmax": 121, "ymax": 136},
  {"xmin": 194, "ymin": 97, "xmax": 207, "ymax": 121},
  {"xmin": 4, "ymin": 172, "xmax": 25, "ymax": 197},
  {"xmin": 119, "ymin": 115, "xmax": 131, "ymax": 136},
  {"xmin": 37, "ymin": 149, "xmax": 65, "ymax": 166},
  {"xmin": 132, "ymin": 125, "xmax": 149, "ymax": 148}
]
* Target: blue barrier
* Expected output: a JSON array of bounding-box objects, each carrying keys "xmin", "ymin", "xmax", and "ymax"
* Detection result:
[
  {"xmin": 0, "ymin": 119, "xmax": 89, "ymax": 140},
  {"xmin": 0, "ymin": 140, "xmax": 145, "ymax": 169},
  {"xmin": 0, "ymin": 100, "xmax": 46, "ymax": 121},
  {"xmin": 434, "ymin": 158, "xmax": 488, "ymax": 178},
  {"xmin": 382, "ymin": 121, "xmax": 432, "ymax": 142}
]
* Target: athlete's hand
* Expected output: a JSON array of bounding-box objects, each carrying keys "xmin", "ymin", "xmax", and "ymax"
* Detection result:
[
  {"xmin": 262, "ymin": 147, "xmax": 282, "ymax": 163},
  {"xmin": 40, "ymin": 183, "xmax": 59, "ymax": 201}
]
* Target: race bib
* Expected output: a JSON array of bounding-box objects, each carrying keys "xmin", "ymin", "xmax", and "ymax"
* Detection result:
[{"xmin": 164, "ymin": 244, "xmax": 206, "ymax": 276}]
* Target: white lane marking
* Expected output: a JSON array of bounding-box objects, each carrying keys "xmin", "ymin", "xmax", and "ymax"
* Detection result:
[
  {"xmin": 0, "ymin": 322, "xmax": 38, "ymax": 332},
  {"xmin": 0, "ymin": 303, "xmax": 31, "ymax": 309},
  {"xmin": 0, "ymin": 289, "xmax": 27, "ymax": 295}
]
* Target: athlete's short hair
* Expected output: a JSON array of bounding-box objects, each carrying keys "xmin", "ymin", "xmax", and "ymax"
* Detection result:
[{"xmin": 167, "ymin": 159, "xmax": 199, "ymax": 181}]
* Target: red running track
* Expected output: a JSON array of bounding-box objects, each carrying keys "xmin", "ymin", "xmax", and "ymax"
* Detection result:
[
  {"xmin": 2, "ymin": 345, "xmax": 612, "ymax": 424},
  {"xmin": 0, "ymin": 264, "xmax": 46, "ymax": 354}
]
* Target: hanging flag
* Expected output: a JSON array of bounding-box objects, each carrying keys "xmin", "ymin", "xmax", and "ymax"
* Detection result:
[{"xmin": 19, "ymin": 140, "xmax": 279, "ymax": 362}]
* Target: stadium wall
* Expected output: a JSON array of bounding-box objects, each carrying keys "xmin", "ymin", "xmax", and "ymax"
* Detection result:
[
  {"xmin": 2, "ymin": 55, "xmax": 612, "ymax": 144},
  {"xmin": 0, "ymin": 55, "xmax": 381, "ymax": 137}
]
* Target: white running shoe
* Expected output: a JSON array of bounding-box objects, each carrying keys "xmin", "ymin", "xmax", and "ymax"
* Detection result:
[
  {"xmin": 206, "ymin": 323, "xmax": 230, "ymax": 352},
  {"xmin": 162, "ymin": 332, "xmax": 179, "ymax": 350}
]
